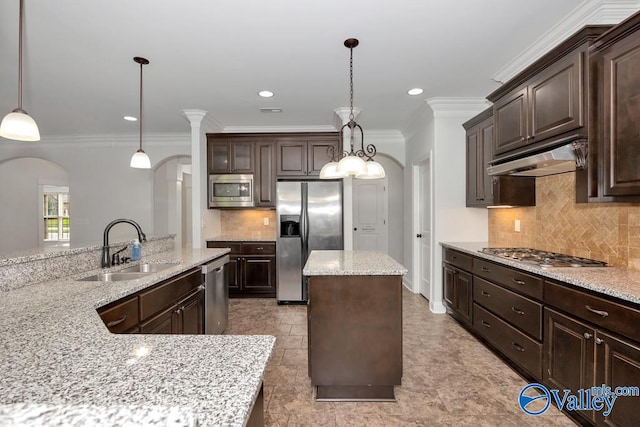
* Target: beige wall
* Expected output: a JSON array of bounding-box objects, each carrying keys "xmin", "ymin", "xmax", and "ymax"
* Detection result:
[{"xmin": 488, "ymin": 173, "xmax": 640, "ymax": 270}]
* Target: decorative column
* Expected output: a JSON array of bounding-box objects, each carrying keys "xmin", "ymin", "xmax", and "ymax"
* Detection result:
[{"xmin": 182, "ymin": 109, "xmax": 207, "ymax": 248}]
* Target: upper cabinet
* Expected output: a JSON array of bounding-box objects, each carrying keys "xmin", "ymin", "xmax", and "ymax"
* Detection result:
[
  {"xmin": 463, "ymin": 108, "xmax": 494, "ymax": 207},
  {"xmin": 488, "ymin": 26, "xmax": 609, "ymax": 162},
  {"xmin": 276, "ymin": 133, "xmax": 340, "ymax": 177},
  {"xmin": 587, "ymin": 11, "xmax": 640, "ymax": 201},
  {"xmin": 207, "ymin": 137, "xmax": 254, "ymax": 174}
]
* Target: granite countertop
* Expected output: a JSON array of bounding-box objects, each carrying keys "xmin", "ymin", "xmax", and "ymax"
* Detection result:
[
  {"xmin": 206, "ymin": 234, "xmax": 276, "ymax": 242},
  {"xmin": 441, "ymin": 242, "xmax": 640, "ymax": 305},
  {"xmin": 303, "ymin": 250, "xmax": 408, "ymax": 276},
  {"xmin": 0, "ymin": 247, "xmax": 275, "ymax": 426}
]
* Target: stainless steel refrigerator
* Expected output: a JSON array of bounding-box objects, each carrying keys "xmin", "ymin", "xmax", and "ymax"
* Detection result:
[{"xmin": 276, "ymin": 180, "xmax": 343, "ymax": 303}]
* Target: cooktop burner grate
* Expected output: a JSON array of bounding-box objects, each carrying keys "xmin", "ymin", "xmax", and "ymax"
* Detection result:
[{"xmin": 480, "ymin": 247, "xmax": 607, "ymax": 268}]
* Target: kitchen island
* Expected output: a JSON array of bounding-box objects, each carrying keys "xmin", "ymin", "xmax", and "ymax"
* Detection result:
[
  {"xmin": 303, "ymin": 250, "xmax": 407, "ymax": 401},
  {"xmin": 0, "ymin": 246, "xmax": 274, "ymax": 426}
]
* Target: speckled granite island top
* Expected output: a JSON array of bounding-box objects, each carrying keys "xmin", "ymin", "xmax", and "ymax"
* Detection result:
[
  {"xmin": 303, "ymin": 250, "xmax": 407, "ymax": 276},
  {"xmin": 441, "ymin": 242, "xmax": 640, "ymax": 305},
  {"xmin": 0, "ymin": 247, "xmax": 275, "ymax": 426}
]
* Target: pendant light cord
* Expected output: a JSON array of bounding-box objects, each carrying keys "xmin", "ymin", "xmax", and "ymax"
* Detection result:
[
  {"xmin": 17, "ymin": 0, "xmax": 24, "ymax": 110},
  {"xmin": 139, "ymin": 60, "xmax": 143, "ymax": 151}
]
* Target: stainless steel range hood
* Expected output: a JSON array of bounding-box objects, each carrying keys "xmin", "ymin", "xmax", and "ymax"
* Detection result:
[{"xmin": 487, "ymin": 143, "xmax": 583, "ymax": 177}]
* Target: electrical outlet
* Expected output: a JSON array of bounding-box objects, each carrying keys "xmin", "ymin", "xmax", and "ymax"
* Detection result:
[
  {"xmin": 515, "ymin": 219, "xmax": 521, "ymax": 232},
  {"xmin": 263, "ymin": 217, "xmax": 269, "ymax": 226}
]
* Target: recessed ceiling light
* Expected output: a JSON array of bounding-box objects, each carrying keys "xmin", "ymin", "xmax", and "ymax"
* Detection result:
[
  {"xmin": 258, "ymin": 90, "xmax": 274, "ymax": 98},
  {"xmin": 407, "ymin": 88, "xmax": 424, "ymax": 96},
  {"xmin": 124, "ymin": 116, "xmax": 137, "ymax": 121}
]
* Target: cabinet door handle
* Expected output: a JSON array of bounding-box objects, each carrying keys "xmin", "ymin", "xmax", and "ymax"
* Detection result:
[
  {"xmin": 583, "ymin": 332, "xmax": 592, "ymax": 339},
  {"xmin": 481, "ymin": 291, "xmax": 491, "ymax": 297},
  {"xmin": 106, "ymin": 315, "xmax": 127, "ymax": 328},
  {"xmin": 595, "ymin": 338, "xmax": 604, "ymax": 345},
  {"xmin": 511, "ymin": 307, "xmax": 525, "ymax": 315},
  {"xmin": 512, "ymin": 342, "xmax": 525, "ymax": 352},
  {"xmin": 256, "ymin": 247, "xmax": 264, "ymax": 250},
  {"xmin": 512, "ymin": 278, "xmax": 526, "ymax": 285},
  {"xmin": 481, "ymin": 320, "xmax": 491, "ymax": 328},
  {"xmin": 451, "ymin": 255, "xmax": 457, "ymax": 259},
  {"xmin": 481, "ymin": 267, "xmax": 491, "ymax": 272},
  {"xmin": 585, "ymin": 305, "xmax": 609, "ymax": 318}
]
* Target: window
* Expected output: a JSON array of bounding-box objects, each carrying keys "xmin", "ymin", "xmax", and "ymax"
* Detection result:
[{"xmin": 43, "ymin": 189, "xmax": 70, "ymax": 242}]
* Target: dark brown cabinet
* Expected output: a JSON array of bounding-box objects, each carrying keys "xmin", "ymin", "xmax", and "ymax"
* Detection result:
[
  {"xmin": 206, "ymin": 241, "xmax": 276, "ymax": 298},
  {"xmin": 276, "ymin": 134, "xmax": 340, "ymax": 177},
  {"xmin": 207, "ymin": 137, "xmax": 254, "ymax": 174},
  {"xmin": 588, "ymin": 13, "xmax": 640, "ymax": 200},
  {"xmin": 488, "ymin": 27, "xmax": 607, "ymax": 161},
  {"xmin": 98, "ymin": 267, "xmax": 205, "ymax": 335},
  {"xmin": 442, "ymin": 249, "xmax": 472, "ymax": 326},
  {"xmin": 463, "ymin": 108, "xmax": 494, "ymax": 207},
  {"xmin": 544, "ymin": 307, "xmax": 640, "ymax": 427},
  {"xmin": 254, "ymin": 140, "xmax": 276, "ymax": 207}
]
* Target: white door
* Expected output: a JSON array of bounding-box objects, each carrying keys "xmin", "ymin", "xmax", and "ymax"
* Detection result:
[
  {"xmin": 352, "ymin": 178, "xmax": 388, "ymax": 253},
  {"xmin": 418, "ymin": 160, "xmax": 432, "ymax": 299}
]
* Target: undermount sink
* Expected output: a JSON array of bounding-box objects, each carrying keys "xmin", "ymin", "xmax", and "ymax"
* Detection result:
[
  {"xmin": 78, "ymin": 272, "xmax": 150, "ymax": 282},
  {"xmin": 118, "ymin": 262, "xmax": 178, "ymax": 273}
]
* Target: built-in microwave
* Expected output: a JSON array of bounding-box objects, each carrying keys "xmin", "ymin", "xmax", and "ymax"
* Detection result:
[{"xmin": 208, "ymin": 174, "xmax": 254, "ymax": 208}]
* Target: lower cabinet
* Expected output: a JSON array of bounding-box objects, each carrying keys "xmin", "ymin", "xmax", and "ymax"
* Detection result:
[
  {"xmin": 139, "ymin": 287, "xmax": 204, "ymax": 335},
  {"xmin": 442, "ymin": 262, "xmax": 472, "ymax": 326},
  {"xmin": 442, "ymin": 247, "xmax": 640, "ymax": 427},
  {"xmin": 206, "ymin": 241, "xmax": 276, "ymax": 298},
  {"xmin": 97, "ymin": 267, "xmax": 205, "ymax": 335}
]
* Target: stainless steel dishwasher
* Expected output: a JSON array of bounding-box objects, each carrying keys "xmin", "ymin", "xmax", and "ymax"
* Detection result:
[{"xmin": 202, "ymin": 255, "xmax": 229, "ymax": 334}]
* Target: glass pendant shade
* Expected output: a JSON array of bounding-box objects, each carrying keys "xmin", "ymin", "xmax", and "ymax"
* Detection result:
[
  {"xmin": 319, "ymin": 161, "xmax": 347, "ymax": 179},
  {"xmin": 130, "ymin": 149, "xmax": 151, "ymax": 169},
  {"xmin": 337, "ymin": 154, "xmax": 366, "ymax": 176},
  {"xmin": 0, "ymin": 109, "xmax": 40, "ymax": 141},
  {"xmin": 356, "ymin": 160, "xmax": 386, "ymax": 179}
]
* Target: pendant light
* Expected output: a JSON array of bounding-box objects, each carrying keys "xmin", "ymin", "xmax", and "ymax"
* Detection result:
[
  {"xmin": 130, "ymin": 56, "xmax": 151, "ymax": 169},
  {"xmin": 320, "ymin": 38, "xmax": 385, "ymax": 180},
  {"xmin": 0, "ymin": 0, "xmax": 40, "ymax": 141}
]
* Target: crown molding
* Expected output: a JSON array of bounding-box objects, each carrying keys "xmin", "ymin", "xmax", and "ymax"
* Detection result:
[
  {"xmin": 492, "ymin": 0, "xmax": 640, "ymax": 84},
  {"xmin": 38, "ymin": 133, "xmax": 190, "ymax": 148},
  {"xmin": 426, "ymin": 97, "xmax": 491, "ymax": 118},
  {"xmin": 220, "ymin": 125, "xmax": 337, "ymax": 133}
]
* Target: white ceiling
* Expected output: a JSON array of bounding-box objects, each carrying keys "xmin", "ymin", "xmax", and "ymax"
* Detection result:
[{"xmin": 0, "ymin": 0, "xmax": 633, "ymax": 138}]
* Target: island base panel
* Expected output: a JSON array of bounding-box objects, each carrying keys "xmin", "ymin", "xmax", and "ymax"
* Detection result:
[
  {"xmin": 316, "ymin": 385, "xmax": 395, "ymax": 401},
  {"xmin": 307, "ymin": 275, "xmax": 402, "ymax": 401}
]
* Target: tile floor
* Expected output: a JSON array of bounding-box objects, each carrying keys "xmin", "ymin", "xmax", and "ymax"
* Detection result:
[{"xmin": 226, "ymin": 290, "xmax": 576, "ymax": 426}]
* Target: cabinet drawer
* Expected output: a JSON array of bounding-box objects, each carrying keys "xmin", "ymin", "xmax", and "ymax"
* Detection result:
[
  {"xmin": 545, "ymin": 280, "xmax": 640, "ymax": 343},
  {"xmin": 206, "ymin": 241, "xmax": 241, "ymax": 255},
  {"xmin": 139, "ymin": 268, "xmax": 202, "ymax": 321},
  {"xmin": 473, "ymin": 258, "xmax": 543, "ymax": 300},
  {"xmin": 473, "ymin": 303, "xmax": 542, "ymax": 378},
  {"xmin": 98, "ymin": 296, "xmax": 139, "ymax": 333},
  {"xmin": 443, "ymin": 248, "xmax": 472, "ymax": 271},
  {"xmin": 242, "ymin": 242, "xmax": 276, "ymax": 255},
  {"xmin": 473, "ymin": 277, "xmax": 542, "ymax": 340}
]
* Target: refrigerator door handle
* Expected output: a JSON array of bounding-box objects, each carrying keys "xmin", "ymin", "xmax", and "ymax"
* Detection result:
[{"xmin": 301, "ymin": 182, "xmax": 309, "ymax": 264}]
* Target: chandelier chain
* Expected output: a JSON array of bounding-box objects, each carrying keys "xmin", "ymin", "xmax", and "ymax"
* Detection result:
[{"xmin": 349, "ymin": 46, "xmax": 354, "ymax": 122}]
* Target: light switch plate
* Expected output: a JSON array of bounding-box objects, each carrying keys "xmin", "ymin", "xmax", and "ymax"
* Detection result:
[
  {"xmin": 263, "ymin": 217, "xmax": 269, "ymax": 226},
  {"xmin": 515, "ymin": 219, "xmax": 521, "ymax": 232}
]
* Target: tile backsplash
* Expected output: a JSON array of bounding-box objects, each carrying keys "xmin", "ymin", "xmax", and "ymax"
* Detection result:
[
  {"xmin": 220, "ymin": 210, "xmax": 277, "ymax": 238},
  {"xmin": 489, "ymin": 173, "xmax": 640, "ymax": 270}
]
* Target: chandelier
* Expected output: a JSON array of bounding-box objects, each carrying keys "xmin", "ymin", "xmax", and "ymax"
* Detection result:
[{"xmin": 320, "ymin": 38, "xmax": 385, "ymax": 180}]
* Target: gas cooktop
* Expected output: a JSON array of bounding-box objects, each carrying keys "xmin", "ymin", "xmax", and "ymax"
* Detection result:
[{"xmin": 480, "ymin": 247, "xmax": 608, "ymax": 268}]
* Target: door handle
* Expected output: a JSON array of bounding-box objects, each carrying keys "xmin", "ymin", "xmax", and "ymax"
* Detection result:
[{"xmin": 416, "ymin": 234, "xmax": 422, "ymax": 238}]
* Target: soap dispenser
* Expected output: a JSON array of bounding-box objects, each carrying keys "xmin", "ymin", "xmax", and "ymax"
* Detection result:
[{"xmin": 131, "ymin": 239, "xmax": 142, "ymax": 261}]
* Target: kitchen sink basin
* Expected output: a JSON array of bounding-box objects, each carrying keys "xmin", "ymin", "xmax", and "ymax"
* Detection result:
[
  {"xmin": 78, "ymin": 272, "xmax": 150, "ymax": 282},
  {"xmin": 118, "ymin": 262, "xmax": 178, "ymax": 273}
]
